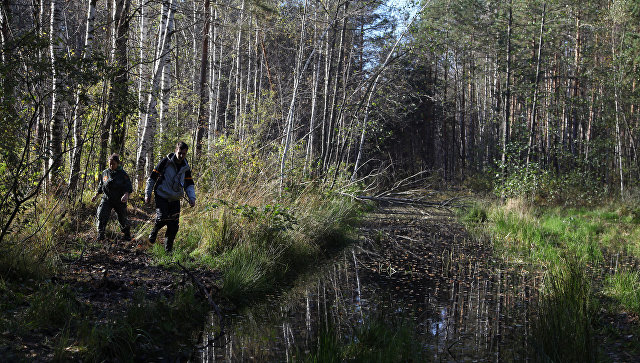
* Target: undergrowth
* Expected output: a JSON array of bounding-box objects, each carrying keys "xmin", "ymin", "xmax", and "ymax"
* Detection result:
[
  {"xmin": 305, "ymin": 314, "xmax": 425, "ymax": 362},
  {"xmin": 461, "ymin": 193, "xmax": 640, "ymax": 361}
]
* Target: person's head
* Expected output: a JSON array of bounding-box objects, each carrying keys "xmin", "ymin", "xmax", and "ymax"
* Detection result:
[
  {"xmin": 109, "ymin": 153, "xmax": 120, "ymax": 170},
  {"xmin": 175, "ymin": 141, "xmax": 188, "ymax": 163}
]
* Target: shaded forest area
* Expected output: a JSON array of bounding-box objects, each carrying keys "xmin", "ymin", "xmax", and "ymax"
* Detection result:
[{"xmin": 1, "ymin": 0, "xmax": 640, "ymax": 359}]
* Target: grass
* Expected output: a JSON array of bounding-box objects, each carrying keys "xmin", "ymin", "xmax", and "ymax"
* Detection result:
[
  {"xmin": 150, "ymin": 186, "xmax": 361, "ymax": 305},
  {"xmin": 533, "ymin": 259, "xmax": 597, "ymax": 362},
  {"xmin": 305, "ymin": 315, "xmax": 426, "ymax": 362},
  {"xmin": 462, "ymin": 197, "xmax": 640, "ymax": 361},
  {"xmin": 605, "ymin": 270, "xmax": 640, "ymax": 314}
]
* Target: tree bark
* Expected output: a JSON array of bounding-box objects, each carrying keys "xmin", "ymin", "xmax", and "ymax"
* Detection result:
[
  {"xmin": 107, "ymin": 0, "xmax": 132, "ymax": 156},
  {"xmin": 136, "ymin": 0, "xmax": 175, "ymax": 189},
  {"xmin": 501, "ymin": 0, "xmax": 512, "ymax": 177},
  {"xmin": 48, "ymin": 0, "xmax": 66, "ymax": 189},
  {"xmin": 68, "ymin": 0, "xmax": 97, "ymax": 192},
  {"xmin": 526, "ymin": 1, "xmax": 546, "ymax": 168}
]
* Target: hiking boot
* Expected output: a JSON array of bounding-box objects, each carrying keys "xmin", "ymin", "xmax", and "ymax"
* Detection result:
[
  {"xmin": 164, "ymin": 237, "xmax": 174, "ymax": 253},
  {"xmin": 149, "ymin": 229, "xmax": 158, "ymax": 244}
]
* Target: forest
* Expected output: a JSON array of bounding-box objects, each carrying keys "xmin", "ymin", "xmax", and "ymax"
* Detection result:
[{"xmin": 1, "ymin": 0, "xmax": 640, "ymax": 360}]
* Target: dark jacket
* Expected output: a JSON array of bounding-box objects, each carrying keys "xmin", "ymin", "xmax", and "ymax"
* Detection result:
[
  {"xmin": 97, "ymin": 166, "xmax": 133, "ymax": 201},
  {"xmin": 145, "ymin": 153, "xmax": 196, "ymax": 202}
]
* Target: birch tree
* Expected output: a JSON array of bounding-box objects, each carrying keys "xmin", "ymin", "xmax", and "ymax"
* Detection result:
[
  {"xmin": 136, "ymin": 0, "xmax": 176, "ymax": 189},
  {"xmin": 68, "ymin": 0, "xmax": 98, "ymax": 191},
  {"xmin": 48, "ymin": 0, "xmax": 66, "ymax": 188}
]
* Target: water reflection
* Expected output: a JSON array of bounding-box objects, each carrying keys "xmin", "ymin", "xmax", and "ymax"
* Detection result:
[{"xmin": 198, "ymin": 206, "xmax": 536, "ymax": 362}]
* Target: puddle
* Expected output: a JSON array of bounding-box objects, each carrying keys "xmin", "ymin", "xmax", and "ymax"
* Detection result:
[{"xmin": 197, "ymin": 205, "xmax": 539, "ymax": 361}]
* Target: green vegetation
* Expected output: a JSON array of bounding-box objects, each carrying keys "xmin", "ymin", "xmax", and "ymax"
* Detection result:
[
  {"xmin": 143, "ymin": 137, "xmax": 362, "ymax": 304},
  {"xmin": 533, "ymin": 260, "xmax": 597, "ymax": 362},
  {"xmin": 305, "ymin": 315, "xmax": 425, "ymax": 362},
  {"xmin": 462, "ymin": 194, "xmax": 640, "ymax": 361},
  {"xmin": 605, "ymin": 271, "xmax": 640, "ymax": 315}
]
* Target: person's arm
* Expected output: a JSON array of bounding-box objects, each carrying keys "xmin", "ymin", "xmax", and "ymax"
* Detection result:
[
  {"xmin": 145, "ymin": 158, "xmax": 167, "ymax": 203},
  {"xmin": 184, "ymin": 169, "xmax": 196, "ymax": 206},
  {"xmin": 121, "ymin": 171, "xmax": 133, "ymax": 203}
]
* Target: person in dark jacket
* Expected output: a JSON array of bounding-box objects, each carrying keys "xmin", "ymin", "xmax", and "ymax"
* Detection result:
[
  {"xmin": 92, "ymin": 153, "xmax": 133, "ymax": 241},
  {"xmin": 145, "ymin": 141, "xmax": 196, "ymax": 252}
]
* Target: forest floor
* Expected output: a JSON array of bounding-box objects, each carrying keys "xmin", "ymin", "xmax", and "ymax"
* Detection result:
[{"xmin": 1, "ymin": 204, "xmax": 223, "ymax": 361}]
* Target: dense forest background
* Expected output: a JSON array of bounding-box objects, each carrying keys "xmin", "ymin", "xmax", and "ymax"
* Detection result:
[{"xmin": 1, "ymin": 0, "xmax": 640, "ymax": 243}]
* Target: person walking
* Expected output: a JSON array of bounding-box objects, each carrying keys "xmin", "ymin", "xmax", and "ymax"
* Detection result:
[
  {"xmin": 92, "ymin": 153, "xmax": 132, "ymax": 241},
  {"xmin": 145, "ymin": 141, "xmax": 196, "ymax": 252}
]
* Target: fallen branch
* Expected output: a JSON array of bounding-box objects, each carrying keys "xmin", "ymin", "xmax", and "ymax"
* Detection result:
[{"xmin": 340, "ymin": 194, "xmax": 470, "ymax": 209}]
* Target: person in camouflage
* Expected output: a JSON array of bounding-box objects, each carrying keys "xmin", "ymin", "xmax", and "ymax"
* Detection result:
[
  {"xmin": 145, "ymin": 141, "xmax": 196, "ymax": 252},
  {"xmin": 92, "ymin": 153, "xmax": 133, "ymax": 241}
]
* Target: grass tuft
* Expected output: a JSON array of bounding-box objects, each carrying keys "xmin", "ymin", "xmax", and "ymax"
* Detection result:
[
  {"xmin": 533, "ymin": 259, "xmax": 597, "ymax": 362},
  {"xmin": 605, "ymin": 270, "xmax": 640, "ymax": 314}
]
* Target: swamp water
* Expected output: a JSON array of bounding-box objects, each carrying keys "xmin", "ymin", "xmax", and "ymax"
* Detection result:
[{"xmin": 198, "ymin": 205, "xmax": 541, "ymax": 362}]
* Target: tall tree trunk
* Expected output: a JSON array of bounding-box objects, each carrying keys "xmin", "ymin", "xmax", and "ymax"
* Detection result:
[
  {"xmin": 68, "ymin": 0, "xmax": 97, "ymax": 192},
  {"xmin": 501, "ymin": 0, "xmax": 512, "ymax": 179},
  {"xmin": 612, "ymin": 23, "xmax": 624, "ymax": 199},
  {"xmin": 48, "ymin": 0, "xmax": 66, "ymax": 189},
  {"xmin": 196, "ymin": 0, "xmax": 211, "ymax": 157},
  {"xmin": 137, "ymin": 0, "xmax": 146, "ymax": 145},
  {"xmin": 107, "ymin": 0, "xmax": 132, "ymax": 155},
  {"xmin": 233, "ymin": 0, "xmax": 245, "ymax": 136},
  {"xmin": 136, "ymin": 0, "xmax": 175, "ymax": 189},
  {"xmin": 526, "ymin": 1, "xmax": 546, "ymax": 168},
  {"xmin": 207, "ymin": 4, "xmax": 218, "ymax": 155},
  {"xmin": 0, "ymin": 0, "xmax": 8, "ymax": 64},
  {"xmin": 323, "ymin": 0, "xmax": 349, "ymax": 172},
  {"xmin": 570, "ymin": 14, "xmax": 581, "ymax": 157},
  {"xmin": 280, "ymin": 0, "xmax": 307, "ymax": 191},
  {"xmin": 305, "ymin": 4, "xmax": 321, "ymax": 172}
]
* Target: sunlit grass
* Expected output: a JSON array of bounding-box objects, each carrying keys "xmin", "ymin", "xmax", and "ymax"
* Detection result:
[
  {"xmin": 605, "ymin": 270, "xmax": 640, "ymax": 314},
  {"xmin": 168, "ymin": 189, "xmax": 359, "ymax": 304},
  {"xmin": 461, "ymin": 198, "xmax": 640, "ymax": 361}
]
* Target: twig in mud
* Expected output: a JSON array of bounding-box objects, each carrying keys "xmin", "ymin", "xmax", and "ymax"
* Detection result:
[
  {"xmin": 175, "ymin": 261, "xmax": 225, "ymax": 342},
  {"xmin": 347, "ymin": 195, "xmax": 470, "ymax": 209},
  {"xmin": 397, "ymin": 235, "xmax": 419, "ymax": 242}
]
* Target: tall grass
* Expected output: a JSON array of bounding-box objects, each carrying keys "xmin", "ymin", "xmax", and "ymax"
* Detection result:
[
  {"xmin": 462, "ymin": 197, "xmax": 640, "ymax": 361},
  {"xmin": 305, "ymin": 315, "xmax": 425, "ymax": 362},
  {"xmin": 533, "ymin": 260, "xmax": 597, "ymax": 362},
  {"xmin": 147, "ymin": 137, "xmax": 362, "ymax": 304},
  {"xmin": 605, "ymin": 270, "xmax": 640, "ymax": 314}
]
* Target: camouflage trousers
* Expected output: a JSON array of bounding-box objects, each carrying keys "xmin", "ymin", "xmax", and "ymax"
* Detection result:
[{"xmin": 96, "ymin": 198, "xmax": 130, "ymax": 238}]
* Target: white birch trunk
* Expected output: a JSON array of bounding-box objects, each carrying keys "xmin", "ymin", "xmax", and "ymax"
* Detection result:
[
  {"xmin": 233, "ymin": 0, "xmax": 245, "ymax": 136},
  {"xmin": 48, "ymin": 0, "xmax": 66, "ymax": 187},
  {"xmin": 207, "ymin": 4, "xmax": 218, "ymax": 154},
  {"xmin": 280, "ymin": 0, "xmax": 307, "ymax": 191},
  {"xmin": 305, "ymin": 4, "xmax": 320, "ymax": 172},
  {"xmin": 68, "ymin": 0, "xmax": 97, "ymax": 191},
  {"xmin": 137, "ymin": 0, "xmax": 146, "ymax": 144},
  {"xmin": 136, "ymin": 0, "xmax": 175, "ymax": 189}
]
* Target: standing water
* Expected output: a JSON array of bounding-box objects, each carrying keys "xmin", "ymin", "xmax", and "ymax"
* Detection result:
[{"xmin": 197, "ymin": 202, "xmax": 538, "ymax": 361}]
